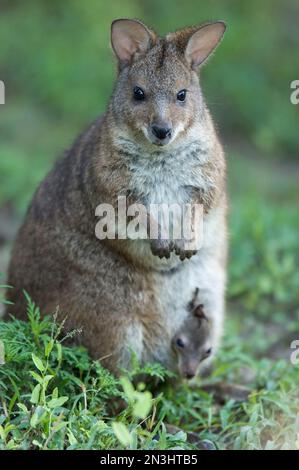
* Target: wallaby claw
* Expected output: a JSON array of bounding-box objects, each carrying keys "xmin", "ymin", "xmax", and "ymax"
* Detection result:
[{"xmin": 150, "ymin": 238, "xmax": 198, "ymax": 260}]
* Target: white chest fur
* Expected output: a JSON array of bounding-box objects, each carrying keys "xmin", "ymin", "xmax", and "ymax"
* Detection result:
[{"xmin": 117, "ymin": 131, "xmax": 226, "ymax": 370}]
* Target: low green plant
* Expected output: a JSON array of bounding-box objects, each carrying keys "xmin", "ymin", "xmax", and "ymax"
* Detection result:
[
  {"xmin": 0, "ymin": 296, "xmax": 190, "ymax": 450},
  {"xmin": 1, "ymin": 293, "xmax": 299, "ymax": 450}
]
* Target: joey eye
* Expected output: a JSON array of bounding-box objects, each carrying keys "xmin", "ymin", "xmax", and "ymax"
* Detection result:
[
  {"xmin": 205, "ymin": 347, "xmax": 212, "ymax": 356},
  {"xmin": 133, "ymin": 86, "xmax": 145, "ymax": 101},
  {"xmin": 177, "ymin": 89, "xmax": 187, "ymax": 102},
  {"xmin": 176, "ymin": 338, "xmax": 185, "ymax": 349}
]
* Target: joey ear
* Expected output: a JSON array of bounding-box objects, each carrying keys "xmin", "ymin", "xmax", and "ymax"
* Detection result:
[
  {"xmin": 193, "ymin": 304, "xmax": 208, "ymax": 322},
  {"xmin": 185, "ymin": 22, "xmax": 226, "ymax": 69},
  {"xmin": 111, "ymin": 19, "xmax": 156, "ymax": 65}
]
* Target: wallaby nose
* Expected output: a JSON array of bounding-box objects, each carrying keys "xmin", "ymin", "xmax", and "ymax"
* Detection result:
[{"xmin": 152, "ymin": 124, "xmax": 172, "ymax": 140}]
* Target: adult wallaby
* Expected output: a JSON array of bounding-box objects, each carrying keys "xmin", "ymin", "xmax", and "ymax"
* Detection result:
[{"xmin": 6, "ymin": 19, "xmax": 228, "ymax": 375}]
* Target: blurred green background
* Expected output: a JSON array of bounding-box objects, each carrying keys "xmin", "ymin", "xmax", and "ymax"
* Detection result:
[
  {"xmin": 0, "ymin": 0, "xmax": 299, "ymax": 355},
  {"xmin": 0, "ymin": 0, "xmax": 298, "ymax": 210}
]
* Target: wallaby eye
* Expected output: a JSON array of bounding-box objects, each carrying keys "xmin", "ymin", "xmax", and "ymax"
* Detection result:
[
  {"xmin": 133, "ymin": 86, "xmax": 145, "ymax": 101},
  {"xmin": 205, "ymin": 347, "xmax": 212, "ymax": 356},
  {"xmin": 177, "ymin": 89, "xmax": 187, "ymax": 102},
  {"xmin": 176, "ymin": 338, "xmax": 185, "ymax": 349}
]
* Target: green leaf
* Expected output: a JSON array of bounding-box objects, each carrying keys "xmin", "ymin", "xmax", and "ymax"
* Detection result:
[
  {"xmin": 45, "ymin": 339, "xmax": 54, "ymax": 358},
  {"xmin": 17, "ymin": 403, "xmax": 28, "ymax": 413},
  {"xmin": 31, "ymin": 353, "xmax": 45, "ymax": 372},
  {"xmin": 29, "ymin": 370, "xmax": 43, "ymax": 384},
  {"xmin": 0, "ymin": 424, "xmax": 5, "ymax": 441},
  {"xmin": 30, "ymin": 384, "xmax": 41, "ymax": 404},
  {"xmin": 30, "ymin": 411, "xmax": 39, "ymax": 428},
  {"xmin": 56, "ymin": 343, "xmax": 62, "ymax": 362},
  {"xmin": 6, "ymin": 439, "xmax": 17, "ymax": 450},
  {"xmin": 48, "ymin": 396, "xmax": 69, "ymax": 408},
  {"xmin": 30, "ymin": 406, "xmax": 46, "ymax": 428},
  {"xmin": 32, "ymin": 439, "xmax": 43, "ymax": 448},
  {"xmin": 120, "ymin": 376, "xmax": 135, "ymax": 402},
  {"xmin": 42, "ymin": 375, "xmax": 54, "ymax": 389},
  {"xmin": 67, "ymin": 430, "xmax": 77, "ymax": 446},
  {"xmin": 30, "ymin": 415, "xmax": 38, "ymax": 428},
  {"xmin": 112, "ymin": 422, "xmax": 133, "ymax": 448},
  {"xmin": 53, "ymin": 421, "xmax": 67, "ymax": 432},
  {"xmin": 133, "ymin": 391, "xmax": 152, "ymax": 420}
]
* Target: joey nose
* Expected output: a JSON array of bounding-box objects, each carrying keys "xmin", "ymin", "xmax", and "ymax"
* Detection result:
[
  {"xmin": 152, "ymin": 124, "xmax": 172, "ymax": 140},
  {"xmin": 185, "ymin": 371, "xmax": 195, "ymax": 380}
]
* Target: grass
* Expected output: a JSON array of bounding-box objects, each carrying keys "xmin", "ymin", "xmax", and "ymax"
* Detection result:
[
  {"xmin": 1, "ymin": 291, "xmax": 299, "ymax": 450},
  {"xmin": 0, "ymin": 297, "xmax": 188, "ymax": 450}
]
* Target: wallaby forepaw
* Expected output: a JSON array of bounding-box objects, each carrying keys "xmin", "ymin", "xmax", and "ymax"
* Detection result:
[{"xmin": 150, "ymin": 239, "xmax": 173, "ymax": 258}]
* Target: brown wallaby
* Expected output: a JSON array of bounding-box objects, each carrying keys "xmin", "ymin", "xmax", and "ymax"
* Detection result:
[
  {"xmin": 6, "ymin": 19, "xmax": 228, "ymax": 376},
  {"xmin": 172, "ymin": 301, "xmax": 212, "ymax": 380}
]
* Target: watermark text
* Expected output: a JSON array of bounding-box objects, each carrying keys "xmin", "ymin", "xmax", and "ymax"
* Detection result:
[
  {"xmin": 95, "ymin": 196, "xmax": 203, "ymax": 252},
  {"xmin": 290, "ymin": 80, "xmax": 299, "ymax": 105},
  {"xmin": 0, "ymin": 80, "xmax": 5, "ymax": 104}
]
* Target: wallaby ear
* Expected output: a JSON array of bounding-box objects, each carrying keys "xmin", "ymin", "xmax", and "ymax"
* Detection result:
[
  {"xmin": 111, "ymin": 19, "xmax": 156, "ymax": 65},
  {"xmin": 185, "ymin": 22, "xmax": 226, "ymax": 69}
]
